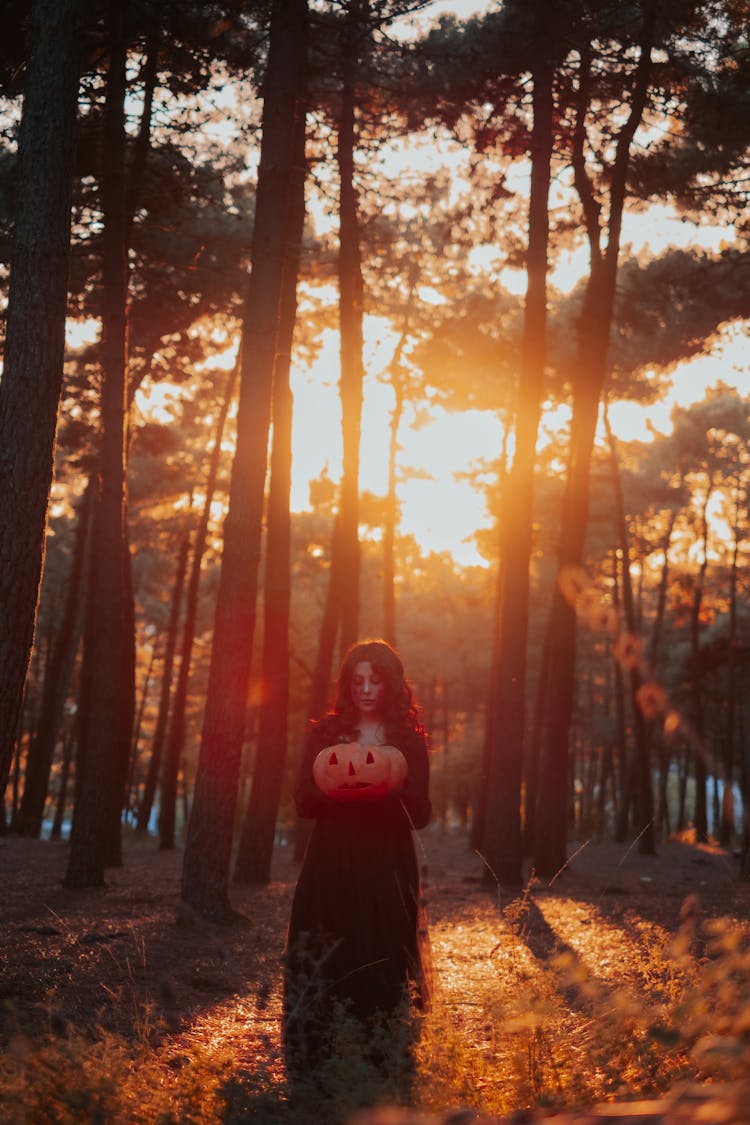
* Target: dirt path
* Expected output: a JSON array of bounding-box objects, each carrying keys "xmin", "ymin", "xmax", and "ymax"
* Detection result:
[{"xmin": 1, "ymin": 830, "xmax": 749, "ymax": 1121}]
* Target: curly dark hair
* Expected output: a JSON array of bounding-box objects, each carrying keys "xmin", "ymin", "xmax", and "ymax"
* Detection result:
[{"xmin": 331, "ymin": 638, "xmax": 421, "ymax": 742}]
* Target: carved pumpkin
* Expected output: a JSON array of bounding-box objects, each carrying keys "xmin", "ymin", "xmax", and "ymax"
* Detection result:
[{"xmin": 312, "ymin": 741, "xmax": 408, "ymax": 801}]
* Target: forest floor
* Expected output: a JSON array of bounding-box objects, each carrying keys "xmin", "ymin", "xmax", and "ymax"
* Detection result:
[{"xmin": 2, "ymin": 827, "xmax": 750, "ymax": 1123}]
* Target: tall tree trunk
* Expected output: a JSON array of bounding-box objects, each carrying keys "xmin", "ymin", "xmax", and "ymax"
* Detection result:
[
  {"xmin": 648, "ymin": 505, "xmax": 679, "ymax": 670},
  {"xmin": 65, "ymin": 0, "xmax": 129, "ymax": 888},
  {"xmin": 0, "ymin": 0, "xmax": 83, "ymax": 799},
  {"xmin": 51, "ymin": 726, "xmax": 75, "ymax": 840},
  {"xmin": 521, "ymin": 626, "xmax": 550, "ymax": 855},
  {"xmin": 104, "ymin": 529, "xmax": 136, "ymax": 866},
  {"xmin": 18, "ymin": 480, "xmax": 93, "ymax": 836},
  {"xmin": 137, "ymin": 531, "xmax": 189, "ymax": 833},
  {"xmin": 724, "ymin": 483, "xmax": 741, "ymax": 849},
  {"xmin": 306, "ymin": 514, "xmax": 344, "ymax": 723},
  {"xmin": 481, "ymin": 16, "xmax": 553, "ymax": 888},
  {"xmin": 159, "ymin": 363, "xmax": 239, "ymax": 850},
  {"xmin": 234, "ymin": 111, "xmax": 306, "ymax": 883},
  {"xmin": 689, "ymin": 484, "xmax": 712, "ymax": 842},
  {"xmin": 125, "ymin": 30, "xmax": 158, "ymax": 240},
  {"xmin": 610, "ymin": 548, "xmax": 628, "ymax": 830},
  {"xmin": 128, "ymin": 639, "xmax": 157, "ymax": 815},
  {"xmin": 605, "ymin": 412, "xmax": 654, "ymax": 854},
  {"xmin": 336, "ymin": 0, "xmax": 366, "ymax": 654},
  {"xmin": 533, "ymin": 4, "xmax": 656, "ymax": 877},
  {"xmin": 292, "ymin": 513, "xmax": 343, "ymax": 862},
  {"xmin": 104, "ymin": 21, "xmax": 160, "ymax": 862},
  {"xmin": 383, "ymin": 379, "xmax": 403, "ymax": 648},
  {"xmin": 383, "ymin": 266, "xmax": 418, "ymax": 648},
  {"xmin": 180, "ymin": 0, "xmax": 308, "ymax": 918}
]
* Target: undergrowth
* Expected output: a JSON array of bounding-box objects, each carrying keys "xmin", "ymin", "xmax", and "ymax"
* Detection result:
[{"xmin": 2, "ymin": 901, "xmax": 749, "ymax": 1123}]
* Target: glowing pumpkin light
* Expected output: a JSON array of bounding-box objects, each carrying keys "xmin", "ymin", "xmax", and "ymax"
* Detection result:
[{"xmin": 313, "ymin": 742, "xmax": 408, "ymax": 801}]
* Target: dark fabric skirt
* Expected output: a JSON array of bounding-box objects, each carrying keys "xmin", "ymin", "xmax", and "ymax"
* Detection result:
[{"xmin": 283, "ymin": 812, "xmax": 430, "ymax": 1074}]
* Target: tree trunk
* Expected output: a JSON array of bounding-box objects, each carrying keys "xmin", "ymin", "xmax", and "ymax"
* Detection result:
[
  {"xmin": 65, "ymin": 0, "xmax": 129, "ymax": 888},
  {"xmin": 609, "ymin": 549, "xmax": 628, "ymax": 833},
  {"xmin": 159, "ymin": 364, "xmax": 239, "ymax": 850},
  {"xmin": 234, "ymin": 108, "xmax": 306, "ymax": 883},
  {"xmin": 522, "ymin": 627, "xmax": 551, "ymax": 855},
  {"xmin": 605, "ymin": 412, "xmax": 655, "ymax": 854},
  {"xmin": 51, "ymin": 726, "xmax": 75, "ymax": 840},
  {"xmin": 533, "ymin": 5, "xmax": 656, "ymax": 877},
  {"xmin": 383, "ymin": 266, "xmax": 417, "ymax": 648},
  {"xmin": 383, "ymin": 381, "xmax": 403, "ymax": 649},
  {"xmin": 689, "ymin": 486, "xmax": 712, "ymax": 841},
  {"xmin": 481, "ymin": 17, "xmax": 553, "ymax": 888},
  {"xmin": 292, "ymin": 512, "xmax": 343, "ymax": 862},
  {"xmin": 308, "ymin": 514, "xmax": 344, "ymax": 721},
  {"xmin": 649, "ymin": 505, "xmax": 679, "ymax": 667},
  {"xmin": 103, "ymin": 530, "xmax": 136, "ymax": 867},
  {"xmin": 104, "ymin": 24, "xmax": 161, "ymax": 862},
  {"xmin": 0, "ymin": 0, "xmax": 83, "ymax": 799},
  {"xmin": 17, "ymin": 480, "xmax": 93, "ymax": 836},
  {"xmin": 128, "ymin": 640, "xmax": 157, "ymax": 816},
  {"xmin": 137, "ymin": 532, "xmax": 189, "ymax": 833},
  {"xmin": 336, "ymin": 0, "xmax": 366, "ymax": 654},
  {"xmin": 125, "ymin": 29, "xmax": 158, "ymax": 240},
  {"xmin": 180, "ymin": 0, "xmax": 308, "ymax": 918},
  {"xmin": 724, "ymin": 485, "xmax": 740, "ymax": 849}
]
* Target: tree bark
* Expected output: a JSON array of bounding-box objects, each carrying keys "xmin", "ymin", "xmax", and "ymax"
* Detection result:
[
  {"xmin": 51, "ymin": 727, "xmax": 75, "ymax": 840},
  {"xmin": 383, "ymin": 378, "xmax": 403, "ymax": 649},
  {"xmin": 336, "ymin": 0, "xmax": 366, "ymax": 654},
  {"xmin": 293, "ymin": 513, "xmax": 343, "ymax": 862},
  {"xmin": 0, "ymin": 0, "xmax": 83, "ymax": 799},
  {"xmin": 533, "ymin": 3, "xmax": 656, "ymax": 877},
  {"xmin": 481, "ymin": 13, "xmax": 553, "ymax": 887},
  {"xmin": 65, "ymin": 0, "xmax": 130, "ymax": 888},
  {"xmin": 234, "ymin": 102, "xmax": 306, "ymax": 882},
  {"xmin": 605, "ymin": 413, "xmax": 655, "ymax": 854},
  {"xmin": 180, "ymin": 0, "xmax": 308, "ymax": 918},
  {"xmin": 136, "ymin": 531, "xmax": 189, "ymax": 833},
  {"xmin": 689, "ymin": 485, "xmax": 712, "ymax": 841},
  {"xmin": 17, "ymin": 480, "xmax": 93, "ymax": 836},
  {"xmin": 159, "ymin": 366, "xmax": 238, "ymax": 850},
  {"xmin": 382, "ymin": 267, "xmax": 417, "ymax": 648},
  {"xmin": 724, "ymin": 484, "xmax": 741, "ymax": 849},
  {"xmin": 128, "ymin": 640, "xmax": 157, "ymax": 815},
  {"xmin": 648, "ymin": 506, "xmax": 679, "ymax": 671}
]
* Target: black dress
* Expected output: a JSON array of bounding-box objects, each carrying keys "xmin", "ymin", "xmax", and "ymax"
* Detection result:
[{"xmin": 283, "ymin": 713, "xmax": 431, "ymax": 1072}]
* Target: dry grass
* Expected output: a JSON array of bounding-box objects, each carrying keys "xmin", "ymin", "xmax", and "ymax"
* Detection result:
[{"xmin": 1, "ymin": 831, "xmax": 750, "ymax": 1122}]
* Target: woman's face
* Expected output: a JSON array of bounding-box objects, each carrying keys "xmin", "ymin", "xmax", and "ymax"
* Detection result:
[{"xmin": 350, "ymin": 660, "xmax": 386, "ymax": 719}]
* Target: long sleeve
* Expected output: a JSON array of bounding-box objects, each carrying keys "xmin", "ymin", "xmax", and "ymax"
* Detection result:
[
  {"xmin": 294, "ymin": 719, "xmax": 341, "ymax": 819},
  {"xmin": 398, "ymin": 726, "xmax": 431, "ymax": 829}
]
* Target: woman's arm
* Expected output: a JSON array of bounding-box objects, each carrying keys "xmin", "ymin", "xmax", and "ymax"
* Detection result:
[
  {"xmin": 398, "ymin": 726, "xmax": 431, "ymax": 829},
  {"xmin": 293, "ymin": 719, "xmax": 339, "ymax": 819}
]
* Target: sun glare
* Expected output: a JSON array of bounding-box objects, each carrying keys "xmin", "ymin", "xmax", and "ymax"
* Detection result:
[{"xmin": 291, "ymin": 322, "xmax": 503, "ymax": 566}]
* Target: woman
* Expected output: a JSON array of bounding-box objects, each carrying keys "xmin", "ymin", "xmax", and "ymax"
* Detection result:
[{"xmin": 283, "ymin": 638, "xmax": 431, "ymax": 1077}]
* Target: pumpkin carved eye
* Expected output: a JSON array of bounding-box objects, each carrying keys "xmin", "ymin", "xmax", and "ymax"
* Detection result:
[
  {"xmin": 328, "ymin": 751, "xmax": 338, "ymax": 766},
  {"xmin": 366, "ymin": 750, "xmax": 375, "ymax": 764}
]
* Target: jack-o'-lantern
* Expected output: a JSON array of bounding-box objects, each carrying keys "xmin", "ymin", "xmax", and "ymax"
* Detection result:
[{"xmin": 313, "ymin": 741, "xmax": 408, "ymax": 801}]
